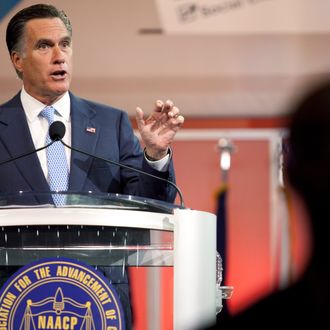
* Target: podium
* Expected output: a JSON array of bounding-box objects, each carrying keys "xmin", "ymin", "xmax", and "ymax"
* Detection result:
[{"xmin": 0, "ymin": 192, "xmax": 217, "ymax": 330}]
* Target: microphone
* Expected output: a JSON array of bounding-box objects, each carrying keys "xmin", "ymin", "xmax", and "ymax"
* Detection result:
[
  {"xmin": 49, "ymin": 121, "xmax": 65, "ymax": 141},
  {"xmin": 50, "ymin": 121, "xmax": 185, "ymax": 208}
]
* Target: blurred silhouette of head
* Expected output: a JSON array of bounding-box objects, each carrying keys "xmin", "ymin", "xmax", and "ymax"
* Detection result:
[{"xmin": 287, "ymin": 79, "xmax": 330, "ymax": 243}]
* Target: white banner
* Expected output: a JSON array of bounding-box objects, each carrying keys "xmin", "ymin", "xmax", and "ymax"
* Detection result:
[{"xmin": 155, "ymin": 0, "xmax": 330, "ymax": 34}]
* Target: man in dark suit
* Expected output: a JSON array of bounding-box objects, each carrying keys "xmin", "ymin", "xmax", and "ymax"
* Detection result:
[
  {"xmin": 0, "ymin": 3, "xmax": 184, "ymax": 329},
  {"xmin": 1, "ymin": 3, "xmax": 184, "ymax": 204},
  {"xmin": 204, "ymin": 80, "xmax": 330, "ymax": 329}
]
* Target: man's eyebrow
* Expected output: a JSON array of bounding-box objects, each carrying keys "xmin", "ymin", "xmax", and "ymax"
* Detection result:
[
  {"xmin": 35, "ymin": 36, "xmax": 72, "ymax": 45},
  {"xmin": 35, "ymin": 38, "xmax": 53, "ymax": 46},
  {"xmin": 61, "ymin": 36, "xmax": 72, "ymax": 43}
]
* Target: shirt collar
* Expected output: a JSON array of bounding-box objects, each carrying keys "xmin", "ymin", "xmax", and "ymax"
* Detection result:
[{"xmin": 20, "ymin": 87, "xmax": 71, "ymax": 123}]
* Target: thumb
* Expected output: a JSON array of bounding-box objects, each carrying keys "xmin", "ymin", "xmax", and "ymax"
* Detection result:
[{"xmin": 135, "ymin": 107, "xmax": 145, "ymax": 128}]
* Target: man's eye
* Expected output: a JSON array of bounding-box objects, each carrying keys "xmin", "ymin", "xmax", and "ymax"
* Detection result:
[
  {"xmin": 62, "ymin": 41, "xmax": 70, "ymax": 48},
  {"xmin": 38, "ymin": 43, "xmax": 49, "ymax": 49}
]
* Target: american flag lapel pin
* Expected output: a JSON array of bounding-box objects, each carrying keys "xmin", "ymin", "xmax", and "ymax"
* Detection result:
[{"xmin": 86, "ymin": 126, "xmax": 96, "ymax": 134}]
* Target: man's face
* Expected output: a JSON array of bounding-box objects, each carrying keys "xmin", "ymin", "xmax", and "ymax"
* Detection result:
[{"xmin": 12, "ymin": 17, "xmax": 73, "ymax": 104}]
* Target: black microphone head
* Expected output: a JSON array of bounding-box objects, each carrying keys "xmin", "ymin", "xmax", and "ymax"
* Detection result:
[{"xmin": 49, "ymin": 121, "xmax": 66, "ymax": 141}]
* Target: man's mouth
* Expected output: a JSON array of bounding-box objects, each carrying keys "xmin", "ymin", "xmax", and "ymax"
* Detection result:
[{"xmin": 51, "ymin": 70, "xmax": 67, "ymax": 79}]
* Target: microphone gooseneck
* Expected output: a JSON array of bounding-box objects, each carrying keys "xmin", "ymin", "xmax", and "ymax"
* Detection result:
[
  {"xmin": 51, "ymin": 120, "xmax": 185, "ymax": 208},
  {"xmin": 60, "ymin": 139, "xmax": 185, "ymax": 208},
  {"xmin": 0, "ymin": 135, "xmax": 55, "ymax": 167}
]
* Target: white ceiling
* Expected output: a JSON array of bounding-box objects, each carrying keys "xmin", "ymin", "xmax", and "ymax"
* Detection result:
[{"xmin": 1, "ymin": 0, "xmax": 330, "ymax": 118}]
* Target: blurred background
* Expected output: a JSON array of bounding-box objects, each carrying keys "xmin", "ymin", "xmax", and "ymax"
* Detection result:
[{"xmin": 1, "ymin": 0, "xmax": 328, "ymax": 328}]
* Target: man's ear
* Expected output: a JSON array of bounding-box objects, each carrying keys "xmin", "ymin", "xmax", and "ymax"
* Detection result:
[{"xmin": 11, "ymin": 51, "xmax": 24, "ymax": 75}]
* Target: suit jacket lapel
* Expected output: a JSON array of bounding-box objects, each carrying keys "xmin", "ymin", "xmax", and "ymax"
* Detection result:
[
  {"xmin": 68, "ymin": 93, "xmax": 99, "ymax": 191},
  {"xmin": 0, "ymin": 93, "xmax": 50, "ymax": 194},
  {"xmin": 0, "ymin": 93, "xmax": 101, "ymax": 195}
]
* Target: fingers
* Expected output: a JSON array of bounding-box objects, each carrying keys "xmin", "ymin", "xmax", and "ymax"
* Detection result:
[
  {"xmin": 154, "ymin": 99, "xmax": 174, "ymax": 114},
  {"xmin": 175, "ymin": 114, "xmax": 185, "ymax": 125},
  {"xmin": 167, "ymin": 105, "xmax": 178, "ymax": 118},
  {"xmin": 164, "ymin": 101, "xmax": 184, "ymax": 125},
  {"xmin": 138, "ymin": 99, "xmax": 184, "ymax": 129},
  {"xmin": 164, "ymin": 113, "xmax": 185, "ymax": 132},
  {"xmin": 154, "ymin": 100, "xmax": 165, "ymax": 113},
  {"xmin": 155, "ymin": 99, "xmax": 183, "ymax": 120}
]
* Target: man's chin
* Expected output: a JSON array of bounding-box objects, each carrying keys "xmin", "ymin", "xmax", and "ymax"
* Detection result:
[
  {"xmin": 50, "ymin": 78, "xmax": 70, "ymax": 92},
  {"xmin": 39, "ymin": 85, "xmax": 70, "ymax": 104},
  {"xmin": 54, "ymin": 88, "xmax": 69, "ymax": 96},
  {"xmin": 51, "ymin": 83, "xmax": 70, "ymax": 96}
]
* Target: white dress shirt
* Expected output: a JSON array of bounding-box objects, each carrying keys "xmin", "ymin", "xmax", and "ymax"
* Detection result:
[{"xmin": 21, "ymin": 87, "xmax": 71, "ymax": 181}]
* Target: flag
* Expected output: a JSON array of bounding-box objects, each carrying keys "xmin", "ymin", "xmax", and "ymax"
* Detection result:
[
  {"xmin": 214, "ymin": 182, "xmax": 230, "ymax": 320},
  {"xmin": 0, "ymin": 1, "xmax": 22, "ymax": 21},
  {"xmin": 215, "ymin": 183, "xmax": 228, "ymax": 283},
  {"xmin": 86, "ymin": 127, "xmax": 96, "ymax": 134}
]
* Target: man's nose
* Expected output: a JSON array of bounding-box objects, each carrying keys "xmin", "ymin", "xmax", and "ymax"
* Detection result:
[{"xmin": 52, "ymin": 46, "xmax": 65, "ymax": 63}]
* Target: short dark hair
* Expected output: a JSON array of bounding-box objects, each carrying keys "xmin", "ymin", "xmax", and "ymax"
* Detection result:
[{"xmin": 6, "ymin": 3, "xmax": 72, "ymax": 55}]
